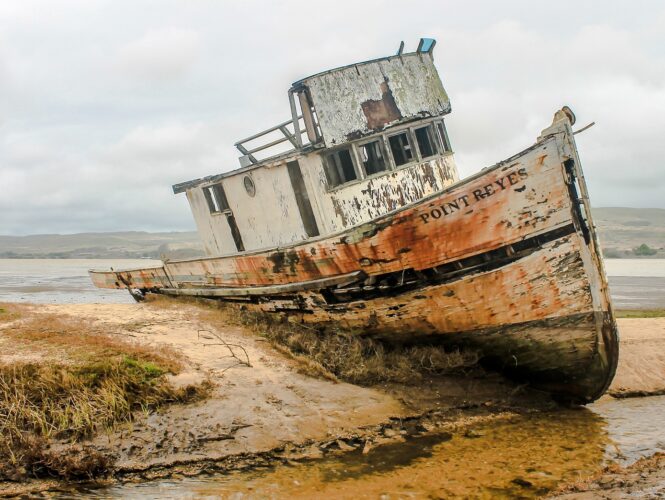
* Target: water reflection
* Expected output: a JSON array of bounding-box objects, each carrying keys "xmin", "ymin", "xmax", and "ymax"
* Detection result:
[
  {"xmin": 591, "ymin": 395, "xmax": 665, "ymax": 464},
  {"xmin": 63, "ymin": 399, "xmax": 665, "ymax": 498},
  {"xmin": 91, "ymin": 408, "xmax": 610, "ymax": 499}
]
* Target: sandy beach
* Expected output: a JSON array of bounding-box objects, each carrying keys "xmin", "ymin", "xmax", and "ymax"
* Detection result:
[
  {"xmin": 608, "ymin": 317, "xmax": 665, "ymax": 398},
  {"xmin": 1, "ymin": 299, "xmax": 664, "ymax": 497}
]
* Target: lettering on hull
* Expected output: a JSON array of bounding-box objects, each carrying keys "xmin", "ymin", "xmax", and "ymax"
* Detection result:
[{"xmin": 420, "ymin": 167, "xmax": 529, "ymax": 223}]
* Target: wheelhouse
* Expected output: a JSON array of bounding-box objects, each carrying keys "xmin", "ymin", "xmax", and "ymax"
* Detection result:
[{"xmin": 172, "ymin": 39, "xmax": 459, "ymax": 257}]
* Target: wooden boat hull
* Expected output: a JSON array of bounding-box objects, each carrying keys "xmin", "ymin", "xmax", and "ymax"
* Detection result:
[{"xmin": 90, "ymin": 116, "xmax": 619, "ymax": 403}]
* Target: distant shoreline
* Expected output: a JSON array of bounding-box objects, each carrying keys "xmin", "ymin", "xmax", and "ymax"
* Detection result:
[
  {"xmin": 0, "ymin": 254, "xmax": 165, "ymax": 259},
  {"xmin": 1, "ymin": 206, "xmax": 664, "ymax": 259}
]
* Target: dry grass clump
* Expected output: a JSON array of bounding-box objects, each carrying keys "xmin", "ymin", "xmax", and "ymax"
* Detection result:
[
  {"xmin": 0, "ymin": 358, "xmax": 207, "ymax": 481},
  {"xmin": 3, "ymin": 310, "xmax": 184, "ymax": 372},
  {"xmin": 259, "ymin": 320, "xmax": 479, "ymax": 384},
  {"xmin": 0, "ymin": 302, "xmax": 26, "ymax": 323},
  {"xmin": 10, "ymin": 436, "xmax": 111, "ymax": 481},
  {"xmin": 173, "ymin": 296, "xmax": 480, "ymax": 385},
  {"xmin": 0, "ymin": 303, "xmax": 211, "ymax": 482}
]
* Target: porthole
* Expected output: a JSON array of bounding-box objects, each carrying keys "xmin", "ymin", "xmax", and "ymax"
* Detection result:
[{"xmin": 243, "ymin": 175, "xmax": 256, "ymax": 197}]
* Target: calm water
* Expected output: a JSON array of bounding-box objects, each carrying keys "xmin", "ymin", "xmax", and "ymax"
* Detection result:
[
  {"xmin": 604, "ymin": 259, "xmax": 665, "ymax": 309},
  {"xmin": 0, "ymin": 259, "xmax": 162, "ymax": 304},
  {"xmin": 604, "ymin": 259, "xmax": 665, "ymax": 278}
]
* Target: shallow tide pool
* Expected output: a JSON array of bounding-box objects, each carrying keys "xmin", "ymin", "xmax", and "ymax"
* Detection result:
[{"xmin": 72, "ymin": 396, "xmax": 665, "ymax": 499}]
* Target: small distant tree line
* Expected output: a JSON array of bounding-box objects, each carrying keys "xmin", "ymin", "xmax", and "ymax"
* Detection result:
[
  {"xmin": 602, "ymin": 243, "xmax": 661, "ymax": 258},
  {"xmin": 633, "ymin": 243, "xmax": 658, "ymax": 256}
]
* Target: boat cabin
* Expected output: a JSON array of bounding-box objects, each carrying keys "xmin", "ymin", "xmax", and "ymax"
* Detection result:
[{"xmin": 172, "ymin": 39, "xmax": 460, "ymax": 256}]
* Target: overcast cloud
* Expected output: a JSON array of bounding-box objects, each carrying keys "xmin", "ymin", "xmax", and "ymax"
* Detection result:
[{"xmin": 1, "ymin": 0, "xmax": 664, "ymax": 235}]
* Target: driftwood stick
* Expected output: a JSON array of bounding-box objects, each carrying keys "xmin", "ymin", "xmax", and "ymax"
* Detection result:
[{"xmin": 197, "ymin": 329, "xmax": 251, "ymax": 368}]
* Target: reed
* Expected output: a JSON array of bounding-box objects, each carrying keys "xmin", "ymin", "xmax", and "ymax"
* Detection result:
[{"xmin": 0, "ymin": 303, "xmax": 211, "ymax": 481}]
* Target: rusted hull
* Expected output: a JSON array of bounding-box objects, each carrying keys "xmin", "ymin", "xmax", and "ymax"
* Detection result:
[
  {"xmin": 89, "ymin": 266, "xmax": 171, "ymax": 290},
  {"xmin": 259, "ymin": 234, "xmax": 617, "ymax": 402},
  {"xmin": 89, "ymin": 120, "xmax": 619, "ymax": 403}
]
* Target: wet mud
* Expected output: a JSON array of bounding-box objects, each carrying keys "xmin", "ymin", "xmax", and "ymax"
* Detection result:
[
  {"xmin": 71, "ymin": 397, "xmax": 665, "ymax": 499},
  {"xmin": 91, "ymin": 409, "xmax": 609, "ymax": 499},
  {"xmin": 1, "ymin": 302, "xmax": 664, "ymax": 498}
]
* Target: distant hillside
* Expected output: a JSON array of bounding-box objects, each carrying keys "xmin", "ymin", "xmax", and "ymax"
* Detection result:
[
  {"xmin": 0, "ymin": 231, "xmax": 204, "ymax": 259},
  {"xmin": 1, "ymin": 208, "xmax": 663, "ymax": 259},
  {"xmin": 593, "ymin": 207, "xmax": 665, "ymax": 258}
]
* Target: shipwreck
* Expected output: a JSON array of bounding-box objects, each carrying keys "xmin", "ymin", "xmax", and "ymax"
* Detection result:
[{"xmin": 91, "ymin": 39, "xmax": 619, "ymax": 403}]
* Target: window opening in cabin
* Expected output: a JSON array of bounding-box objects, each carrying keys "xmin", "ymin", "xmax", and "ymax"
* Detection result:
[
  {"xmin": 324, "ymin": 148, "xmax": 357, "ymax": 188},
  {"xmin": 414, "ymin": 124, "xmax": 440, "ymax": 159},
  {"xmin": 203, "ymin": 186, "xmax": 217, "ymax": 213},
  {"xmin": 388, "ymin": 132, "xmax": 414, "ymax": 166},
  {"xmin": 436, "ymin": 121, "xmax": 452, "ymax": 152},
  {"xmin": 202, "ymin": 183, "xmax": 244, "ymax": 252},
  {"xmin": 203, "ymin": 183, "xmax": 230, "ymax": 213},
  {"xmin": 358, "ymin": 140, "xmax": 389, "ymax": 176}
]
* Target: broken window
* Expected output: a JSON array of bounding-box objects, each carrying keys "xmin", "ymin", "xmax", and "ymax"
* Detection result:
[
  {"xmin": 358, "ymin": 140, "xmax": 388, "ymax": 176},
  {"xmin": 436, "ymin": 121, "xmax": 452, "ymax": 152},
  {"xmin": 388, "ymin": 131, "xmax": 414, "ymax": 166},
  {"xmin": 324, "ymin": 148, "xmax": 357, "ymax": 188},
  {"xmin": 414, "ymin": 124, "xmax": 440, "ymax": 159},
  {"xmin": 203, "ymin": 183, "xmax": 230, "ymax": 213},
  {"xmin": 203, "ymin": 183, "xmax": 244, "ymax": 252}
]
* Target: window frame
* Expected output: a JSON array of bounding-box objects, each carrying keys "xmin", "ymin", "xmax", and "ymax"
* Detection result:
[
  {"xmin": 413, "ymin": 123, "xmax": 441, "ymax": 160},
  {"xmin": 323, "ymin": 146, "xmax": 360, "ymax": 189},
  {"xmin": 203, "ymin": 183, "xmax": 231, "ymax": 215},
  {"xmin": 435, "ymin": 120, "xmax": 453, "ymax": 153},
  {"xmin": 386, "ymin": 129, "xmax": 417, "ymax": 168},
  {"xmin": 354, "ymin": 137, "xmax": 391, "ymax": 178},
  {"xmin": 321, "ymin": 117, "xmax": 454, "ymax": 191}
]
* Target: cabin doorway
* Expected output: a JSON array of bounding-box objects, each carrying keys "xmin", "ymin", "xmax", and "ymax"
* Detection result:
[
  {"xmin": 286, "ymin": 160, "xmax": 320, "ymax": 238},
  {"xmin": 202, "ymin": 183, "xmax": 245, "ymax": 252}
]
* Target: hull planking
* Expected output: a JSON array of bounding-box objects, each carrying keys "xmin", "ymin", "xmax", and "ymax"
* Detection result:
[{"xmin": 90, "ymin": 114, "xmax": 619, "ymax": 404}]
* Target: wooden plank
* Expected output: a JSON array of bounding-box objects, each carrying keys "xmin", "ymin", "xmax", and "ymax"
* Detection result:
[
  {"xmin": 165, "ymin": 137, "xmax": 572, "ymax": 287},
  {"xmin": 161, "ymin": 270, "xmax": 365, "ymax": 297},
  {"xmin": 236, "ymin": 233, "xmax": 617, "ymax": 403},
  {"xmin": 88, "ymin": 267, "xmax": 171, "ymax": 289}
]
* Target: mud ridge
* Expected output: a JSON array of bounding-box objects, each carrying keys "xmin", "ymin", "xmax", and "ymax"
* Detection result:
[{"xmin": 105, "ymin": 404, "xmax": 522, "ymax": 482}]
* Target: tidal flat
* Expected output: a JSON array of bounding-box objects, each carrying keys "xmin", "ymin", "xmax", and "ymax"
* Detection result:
[
  {"xmin": 0, "ymin": 256, "xmax": 664, "ymax": 498},
  {"xmin": 0, "ymin": 296, "xmax": 664, "ymax": 498}
]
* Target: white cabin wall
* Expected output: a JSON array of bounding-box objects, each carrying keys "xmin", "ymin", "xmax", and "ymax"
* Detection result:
[
  {"xmin": 299, "ymin": 153, "xmax": 459, "ymax": 232},
  {"xmin": 187, "ymin": 152, "xmax": 459, "ymax": 256},
  {"xmin": 185, "ymin": 189, "xmax": 237, "ymax": 255},
  {"xmin": 187, "ymin": 164, "xmax": 310, "ymax": 256},
  {"xmin": 222, "ymin": 163, "xmax": 308, "ymax": 251}
]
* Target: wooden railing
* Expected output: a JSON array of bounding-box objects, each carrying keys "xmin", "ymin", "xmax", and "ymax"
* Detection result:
[{"xmin": 234, "ymin": 115, "xmax": 311, "ymax": 165}]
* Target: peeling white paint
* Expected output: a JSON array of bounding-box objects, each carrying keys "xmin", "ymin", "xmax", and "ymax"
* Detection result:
[
  {"xmin": 182, "ymin": 49, "xmax": 457, "ymax": 256},
  {"xmin": 301, "ymin": 53, "xmax": 450, "ymax": 147}
]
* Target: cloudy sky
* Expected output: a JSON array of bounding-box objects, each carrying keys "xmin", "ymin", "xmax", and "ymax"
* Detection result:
[{"xmin": 1, "ymin": 1, "xmax": 664, "ymax": 235}]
